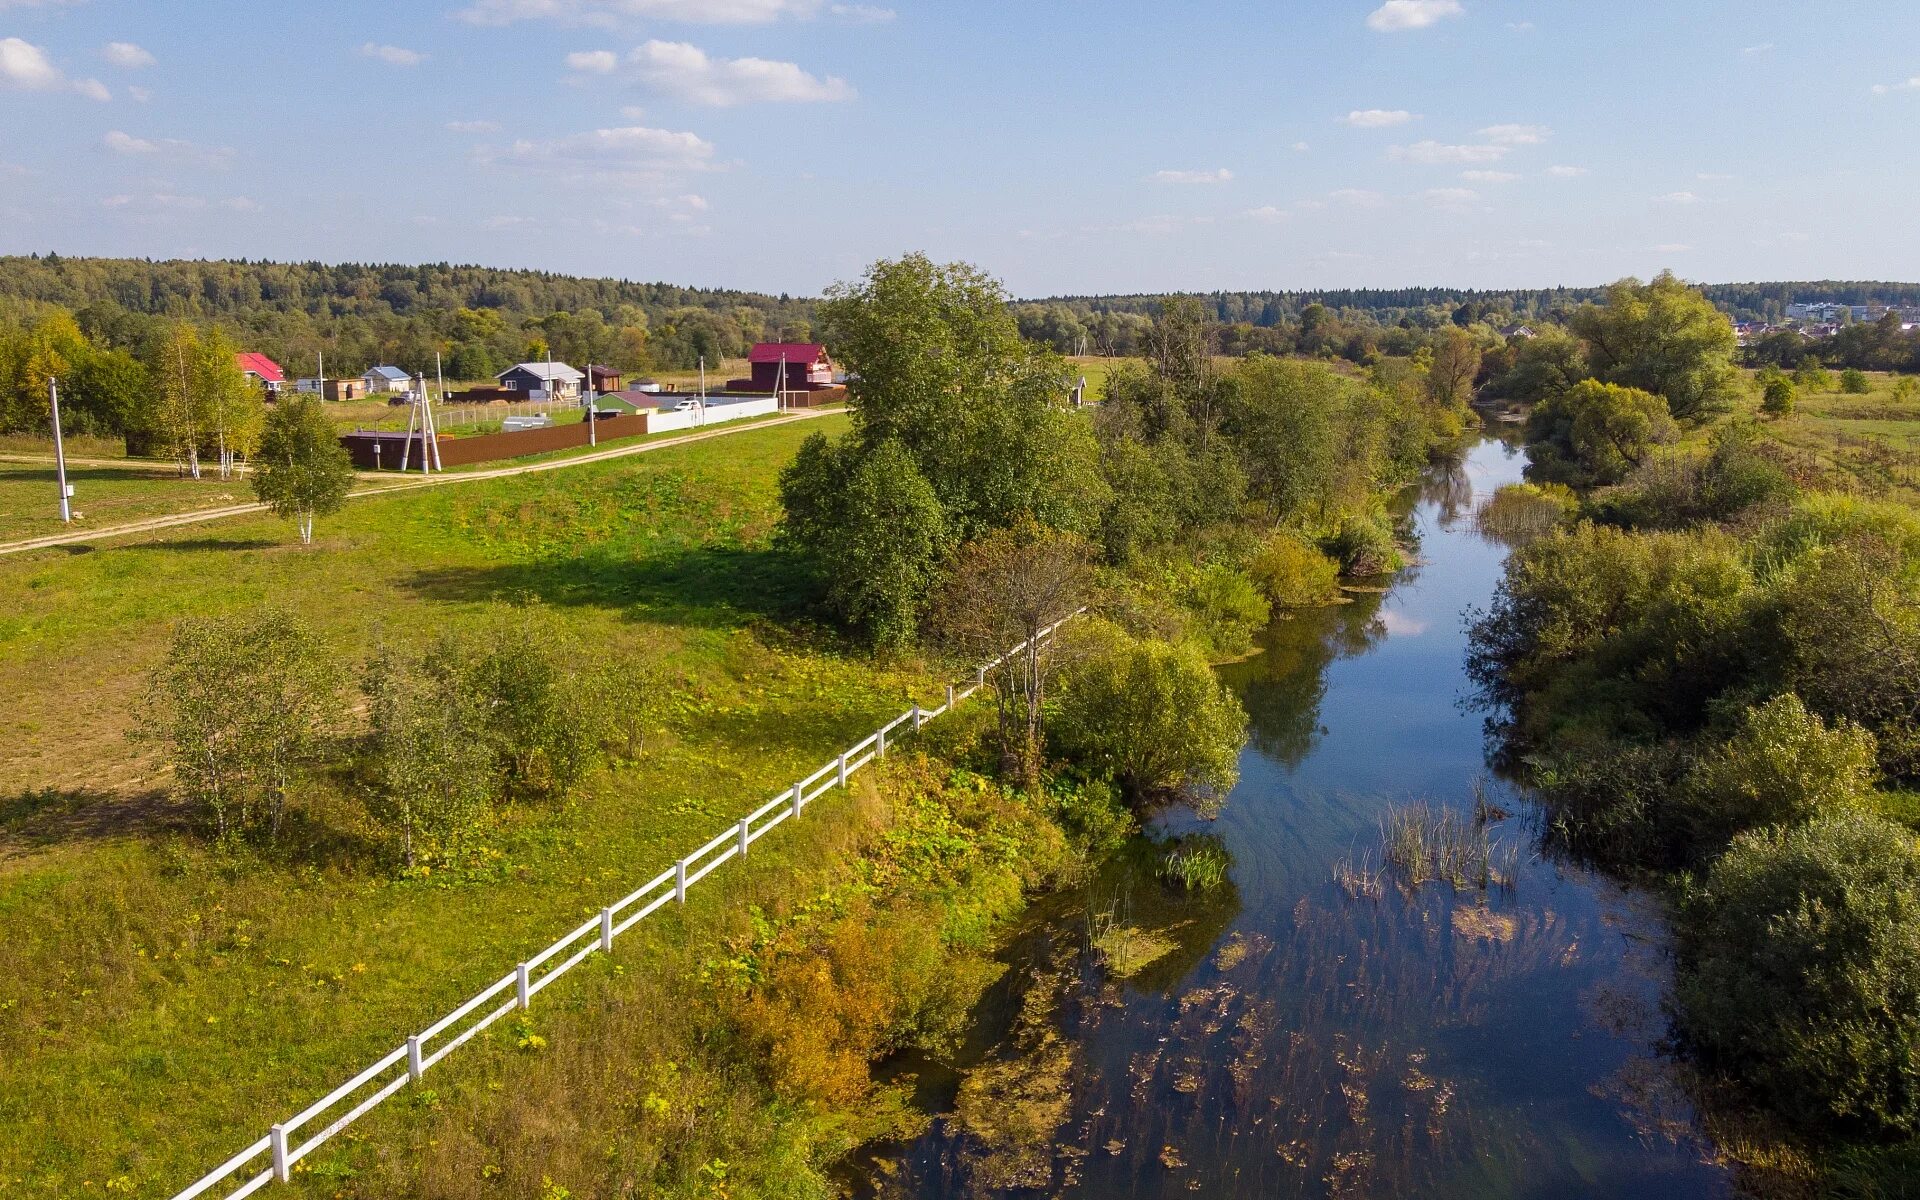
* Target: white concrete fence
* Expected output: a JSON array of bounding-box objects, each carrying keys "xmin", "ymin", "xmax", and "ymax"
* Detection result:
[{"xmin": 168, "ymin": 611, "xmax": 1084, "ymax": 1200}]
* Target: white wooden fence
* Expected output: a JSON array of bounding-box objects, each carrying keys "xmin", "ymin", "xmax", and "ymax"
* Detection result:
[{"xmin": 167, "ymin": 612, "xmax": 1083, "ymax": 1200}]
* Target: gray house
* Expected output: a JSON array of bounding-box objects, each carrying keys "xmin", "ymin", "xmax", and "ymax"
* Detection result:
[{"xmin": 496, "ymin": 362, "xmax": 585, "ymax": 400}]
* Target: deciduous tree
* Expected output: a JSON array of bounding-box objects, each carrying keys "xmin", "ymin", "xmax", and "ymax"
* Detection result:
[{"xmin": 252, "ymin": 393, "xmax": 354, "ymax": 544}]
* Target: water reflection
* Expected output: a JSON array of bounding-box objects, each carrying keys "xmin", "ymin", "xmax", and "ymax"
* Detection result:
[{"xmin": 855, "ymin": 438, "xmax": 1731, "ymax": 1200}]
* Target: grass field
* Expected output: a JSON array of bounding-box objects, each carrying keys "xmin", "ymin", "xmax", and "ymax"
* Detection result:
[
  {"xmin": 1721, "ymin": 369, "xmax": 1920, "ymax": 499},
  {"xmin": 0, "ymin": 462, "xmax": 256, "ymax": 543},
  {"xmin": 0, "ymin": 413, "xmax": 998, "ymax": 1195}
]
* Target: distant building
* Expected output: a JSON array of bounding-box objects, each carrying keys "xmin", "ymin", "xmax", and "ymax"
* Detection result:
[
  {"xmin": 235, "ymin": 352, "xmax": 285, "ymax": 394},
  {"xmin": 1497, "ymin": 324, "xmax": 1536, "ymax": 340},
  {"xmin": 324, "ymin": 378, "xmax": 365, "ymax": 402},
  {"xmin": 727, "ymin": 342, "xmax": 835, "ymax": 394},
  {"xmin": 496, "ymin": 362, "xmax": 584, "ymax": 399},
  {"xmin": 363, "ymin": 365, "xmax": 411, "ymax": 394},
  {"xmin": 587, "ymin": 365, "xmax": 623, "ymax": 394}
]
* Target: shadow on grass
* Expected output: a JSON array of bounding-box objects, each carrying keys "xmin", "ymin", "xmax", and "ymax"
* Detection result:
[
  {"xmin": 0, "ymin": 785, "xmax": 191, "ymax": 854},
  {"xmin": 403, "ymin": 545, "xmax": 818, "ymax": 630},
  {"xmin": 139, "ymin": 538, "xmax": 280, "ymax": 553}
]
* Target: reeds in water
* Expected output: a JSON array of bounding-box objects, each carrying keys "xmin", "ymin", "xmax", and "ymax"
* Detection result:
[{"xmin": 1379, "ymin": 800, "xmax": 1518, "ymax": 892}]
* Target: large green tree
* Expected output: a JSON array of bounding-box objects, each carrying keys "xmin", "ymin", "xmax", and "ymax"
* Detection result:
[
  {"xmin": 252, "ymin": 394, "xmax": 355, "ymax": 544},
  {"xmin": 1526, "ymin": 379, "xmax": 1679, "ymax": 485},
  {"xmin": 1569, "ymin": 273, "xmax": 1740, "ymax": 420}
]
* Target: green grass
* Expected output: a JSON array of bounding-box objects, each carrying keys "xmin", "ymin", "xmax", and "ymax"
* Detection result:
[
  {"xmin": 0, "ymin": 414, "xmax": 999, "ymax": 1194},
  {"xmin": 1721, "ymin": 369, "xmax": 1920, "ymax": 499},
  {"xmin": 0, "ymin": 462, "xmax": 256, "ymax": 543}
]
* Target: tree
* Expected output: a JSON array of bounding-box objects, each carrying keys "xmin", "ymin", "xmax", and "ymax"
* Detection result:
[
  {"xmin": 1425, "ymin": 326, "xmax": 1482, "ymax": 409},
  {"xmin": 464, "ymin": 632, "xmax": 612, "ymax": 803},
  {"xmin": 1760, "ymin": 373, "xmax": 1796, "ymax": 417},
  {"xmin": 931, "ymin": 520, "xmax": 1092, "ymax": 790},
  {"xmin": 1840, "ymin": 367, "xmax": 1871, "ymax": 395},
  {"xmin": 1681, "ymin": 693, "xmax": 1878, "ymax": 852},
  {"xmin": 1525, "ymin": 379, "xmax": 1679, "ymax": 485},
  {"xmin": 64, "ymin": 348, "xmax": 148, "ymax": 443},
  {"xmin": 197, "ymin": 325, "xmax": 265, "ymax": 479},
  {"xmin": 362, "ymin": 644, "xmax": 496, "ymax": 868},
  {"xmin": 136, "ymin": 609, "xmax": 337, "ymax": 842},
  {"xmin": 1569, "ymin": 273, "xmax": 1740, "ymax": 420},
  {"xmin": 1491, "ymin": 324, "xmax": 1590, "ymax": 404},
  {"xmin": 1676, "ymin": 812, "xmax": 1920, "ymax": 1135},
  {"xmin": 151, "ymin": 322, "xmax": 210, "ymax": 477},
  {"xmin": 252, "ymin": 394, "xmax": 354, "ymax": 544},
  {"xmin": 1048, "ymin": 620, "xmax": 1248, "ymax": 816}
]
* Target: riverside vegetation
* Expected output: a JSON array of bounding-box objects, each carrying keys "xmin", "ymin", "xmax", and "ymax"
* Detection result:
[
  {"xmin": 1466, "ymin": 273, "xmax": 1920, "ymax": 1195},
  {"xmin": 0, "ymin": 253, "xmax": 1470, "ymax": 1198}
]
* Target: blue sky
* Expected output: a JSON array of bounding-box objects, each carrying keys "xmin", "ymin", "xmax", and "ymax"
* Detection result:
[{"xmin": 2, "ymin": 0, "xmax": 1918, "ymax": 297}]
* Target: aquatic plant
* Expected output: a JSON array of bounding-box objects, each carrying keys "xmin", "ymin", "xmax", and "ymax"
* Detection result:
[
  {"xmin": 1159, "ymin": 844, "xmax": 1230, "ymax": 892},
  {"xmin": 1379, "ymin": 800, "xmax": 1515, "ymax": 892}
]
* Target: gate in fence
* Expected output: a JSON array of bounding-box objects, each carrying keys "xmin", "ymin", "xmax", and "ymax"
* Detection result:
[{"xmin": 169, "ymin": 611, "xmax": 1084, "ymax": 1200}]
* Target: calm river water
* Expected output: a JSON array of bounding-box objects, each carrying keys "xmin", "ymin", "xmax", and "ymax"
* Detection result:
[{"xmin": 853, "ymin": 436, "xmax": 1735, "ymax": 1199}]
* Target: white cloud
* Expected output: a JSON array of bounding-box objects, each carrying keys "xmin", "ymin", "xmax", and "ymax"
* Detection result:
[
  {"xmin": 1697, "ymin": 171, "xmax": 1735, "ymax": 181},
  {"xmin": 1546, "ymin": 164, "xmax": 1590, "ymax": 178},
  {"xmin": 1478, "ymin": 123, "xmax": 1550, "ymax": 145},
  {"xmin": 1655, "ymin": 190, "xmax": 1702, "ymax": 204},
  {"xmin": 1345, "ymin": 108, "xmax": 1413, "ymax": 128},
  {"xmin": 1507, "ymin": 20, "xmax": 1533, "ymax": 31},
  {"xmin": 1328, "ymin": 188, "xmax": 1387, "ymax": 209},
  {"xmin": 566, "ymin": 49, "xmax": 620, "ymax": 72},
  {"xmin": 621, "ymin": 39, "xmax": 853, "ymax": 105},
  {"xmin": 1243, "ymin": 205, "xmax": 1290, "ymax": 223},
  {"xmin": 458, "ymin": 0, "xmax": 821, "ymax": 27},
  {"xmin": 1654, "ymin": 243, "xmax": 1693, "ymax": 253},
  {"xmin": 1872, "ymin": 76, "xmax": 1920, "ymax": 95},
  {"xmin": 1741, "ymin": 43, "xmax": 1774, "ymax": 56},
  {"xmin": 830, "ymin": 3, "xmax": 893, "ymax": 20},
  {"xmin": 447, "ymin": 119, "xmax": 502, "ymax": 133},
  {"xmin": 1388, "ymin": 140, "xmax": 1507, "ymax": 165},
  {"xmin": 1291, "ymin": 141, "xmax": 1310, "ymax": 152},
  {"xmin": 1366, "ymin": 0, "xmax": 1463, "ymax": 33},
  {"xmin": 102, "ymin": 129, "xmax": 237, "ymax": 166},
  {"xmin": 0, "ymin": 37, "xmax": 109, "ymax": 101},
  {"xmin": 103, "ymin": 42, "xmax": 155, "ymax": 69},
  {"xmin": 1461, "ymin": 169, "xmax": 1518, "ymax": 183},
  {"xmin": 1148, "ymin": 167, "xmax": 1233, "ymax": 185},
  {"xmin": 1424, "ymin": 186, "xmax": 1479, "ymax": 205},
  {"xmin": 361, "ymin": 43, "xmax": 427, "ymax": 67},
  {"xmin": 480, "ymin": 124, "xmax": 718, "ymax": 180},
  {"xmin": 101, "ymin": 192, "xmax": 208, "ymax": 213},
  {"xmin": 127, "ymin": 84, "xmax": 151, "ymax": 102}
]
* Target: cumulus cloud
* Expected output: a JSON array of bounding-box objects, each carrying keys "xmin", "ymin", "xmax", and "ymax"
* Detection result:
[
  {"xmin": 1148, "ymin": 167, "xmax": 1233, "ymax": 184},
  {"xmin": 1292, "ymin": 141, "xmax": 1310, "ymax": 152},
  {"xmin": 1388, "ymin": 140, "xmax": 1507, "ymax": 165},
  {"xmin": 1872, "ymin": 76, "xmax": 1920, "ymax": 95},
  {"xmin": 1345, "ymin": 108, "xmax": 1413, "ymax": 128},
  {"xmin": 459, "ymin": 0, "xmax": 821, "ymax": 26},
  {"xmin": 1244, "ymin": 205, "xmax": 1290, "ymax": 223},
  {"xmin": 1366, "ymin": 0, "xmax": 1463, "ymax": 32},
  {"xmin": 1478, "ymin": 123, "xmax": 1549, "ymax": 145},
  {"xmin": 361, "ymin": 43, "xmax": 427, "ymax": 66},
  {"xmin": 587, "ymin": 39, "xmax": 854, "ymax": 105},
  {"xmin": 0, "ymin": 37, "xmax": 110, "ymax": 101},
  {"xmin": 1461, "ymin": 170, "xmax": 1518, "ymax": 183},
  {"xmin": 127, "ymin": 84, "xmax": 151, "ymax": 102},
  {"xmin": 103, "ymin": 42, "xmax": 155, "ymax": 69},
  {"xmin": 1546, "ymin": 164, "xmax": 1590, "ymax": 177},
  {"xmin": 101, "ymin": 129, "xmax": 235, "ymax": 166},
  {"xmin": 830, "ymin": 3, "xmax": 893, "ymax": 20}
]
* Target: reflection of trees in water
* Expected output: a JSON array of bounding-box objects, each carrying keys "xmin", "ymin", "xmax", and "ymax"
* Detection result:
[
  {"xmin": 1420, "ymin": 452, "xmax": 1476, "ymax": 528},
  {"xmin": 1222, "ymin": 595, "xmax": 1390, "ymax": 767}
]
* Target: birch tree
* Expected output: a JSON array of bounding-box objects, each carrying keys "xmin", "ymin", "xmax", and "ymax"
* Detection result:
[
  {"xmin": 252, "ymin": 394, "xmax": 354, "ymax": 544},
  {"xmin": 152, "ymin": 323, "xmax": 209, "ymax": 477},
  {"xmin": 197, "ymin": 326, "xmax": 265, "ymax": 479}
]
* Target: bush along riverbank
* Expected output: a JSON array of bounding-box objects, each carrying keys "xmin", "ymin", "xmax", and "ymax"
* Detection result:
[{"xmin": 1468, "ymin": 278, "xmax": 1920, "ymax": 1197}]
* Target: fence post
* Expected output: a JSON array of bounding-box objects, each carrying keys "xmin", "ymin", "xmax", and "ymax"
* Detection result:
[
  {"xmin": 738, "ymin": 816, "xmax": 751, "ymax": 855},
  {"xmin": 675, "ymin": 858, "xmax": 688, "ymax": 904},
  {"xmin": 599, "ymin": 907, "xmax": 614, "ymax": 953},
  {"xmin": 516, "ymin": 963, "xmax": 531, "ymax": 1010},
  {"xmin": 911, "ymin": 703, "xmax": 923, "ymax": 730},
  {"xmin": 946, "ymin": 684, "xmax": 955, "ymax": 710},
  {"xmin": 837, "ymin": 752, "xmax": 848, "ymax": 788},
  {"xmin": 977, "ymin": 664, "xmax": 987, "ymax": 686},
  {"xmin": 271, "ymin": 1124, "xmax": 290, "ymax": 1183},
  {"xmin": 877, "ymin": 726, "xmax": 887, "ymax": 759},
  {"xmin": 407, "ymin": 1035, "xmax": 424, "ymax": 1083},
  {"xmin": 791, "ymin": 782, "xmax": 803, "ymax": 818}
]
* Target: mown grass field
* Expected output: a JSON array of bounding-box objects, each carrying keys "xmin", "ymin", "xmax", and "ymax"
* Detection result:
[
  {"xmin": 0, "ymin": 462, "xmax": 254, "ymax": 543},
  {"xmin": 0, "ymin": 412, "xmax": 990, "ymax": 1195},
  {"xmin": 1725, "ymin": 369, "xmax": 1920, "ymax": 500}
]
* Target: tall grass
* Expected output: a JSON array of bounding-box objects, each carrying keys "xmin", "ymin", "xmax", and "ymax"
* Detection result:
[
  {"xmin": 1159, "ymin": 843, "xmax": 1230, "ymax": 891},
  {"xmin": 1378, "ymin": 800, "xmax": 1518, "ymax": 892}
]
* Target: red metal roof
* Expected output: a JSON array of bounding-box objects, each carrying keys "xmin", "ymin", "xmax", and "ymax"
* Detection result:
[
  {"xmin": 235, "ymin": 352, "xmax": 285, "ymax": 383},
  {"xmin": 748, "ymin": 342, "xmax": 827, "ymax": 365}
]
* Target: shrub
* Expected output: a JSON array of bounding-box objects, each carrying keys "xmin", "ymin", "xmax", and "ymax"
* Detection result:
[
  {"xmin": 1840, "ymin": 368, "xmax": 1872, "ymax": 395},
  {"xmin": 463, "ymin": 636, "xmax": 611, "ymax": 804},
  {"xmin": 1681, "ymin": 693, "xmax": 1878, "ymax": 852},
  {"xmin": 1248, "ymin": 532, "xmax": 1341, "ymax": 606},
  {"xmin": 361, "ymin": 643, "xmax": 498, "ymax": 868},
  {"xmin": 1676, "ymin": 812, "xmax": 1920, "ymax": 1135},
  {"xmin": 1181, "ymin": 563, "xmax": 1270, "ymax": 658},
  {"xmin": 1526, "ymin": 379, "xmax": 1680, "ymax": 486},
  {"xmin": 1321, "ymin": 513, "xmax": 1402, "ymax": 576},
  {"xmin": 1760, "ymin": 375, "xmax": 1796, "ymax": 417},
  {"xmin": 1048, "ymin": 620, "xmax": 1247, "ymax": 816}
]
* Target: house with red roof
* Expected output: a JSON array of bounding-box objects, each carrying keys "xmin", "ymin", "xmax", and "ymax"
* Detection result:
[
  {"xmin": 235, "ymin": 352, "xmax": 286, "ymax": 394},
  {"xmin": 728, "ymin": 342, "xmax": 834, "ymax": 393}
]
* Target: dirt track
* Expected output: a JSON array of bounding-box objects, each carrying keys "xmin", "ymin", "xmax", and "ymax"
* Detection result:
[{"xmin": 0, "ymin": 409, "xmax": 837, "ymax": 559}]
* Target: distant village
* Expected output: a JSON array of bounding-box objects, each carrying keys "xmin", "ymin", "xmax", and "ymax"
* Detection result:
[{"xmin": 1733, "ymin": 302, "xmax": 1920, "ymax": 346}]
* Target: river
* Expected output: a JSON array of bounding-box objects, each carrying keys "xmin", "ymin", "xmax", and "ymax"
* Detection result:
[{"xmin": 853, "ymin": 435, "xmax": 1735, "ymax": 1199}]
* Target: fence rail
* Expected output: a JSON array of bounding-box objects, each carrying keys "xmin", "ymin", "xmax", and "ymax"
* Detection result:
[{"xmin": 168, "ymin": 611, "xmax": 1085, "ymax": 1200}]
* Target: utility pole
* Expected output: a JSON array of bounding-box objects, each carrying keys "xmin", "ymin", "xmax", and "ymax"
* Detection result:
[
  {"xmin": 317, "ymin": 351, "xmax": 324, "ymax": 399},
  {"xmin": 48, "ymin": 377, "xmax": 71, "ymax": 524},
  {"xmin": 698, "ymin": 355, "xmax": 708, "ymax": 423},
  {"xmin": 584, "ymin": 363, "xmax": 597, "ymax": 446}
]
